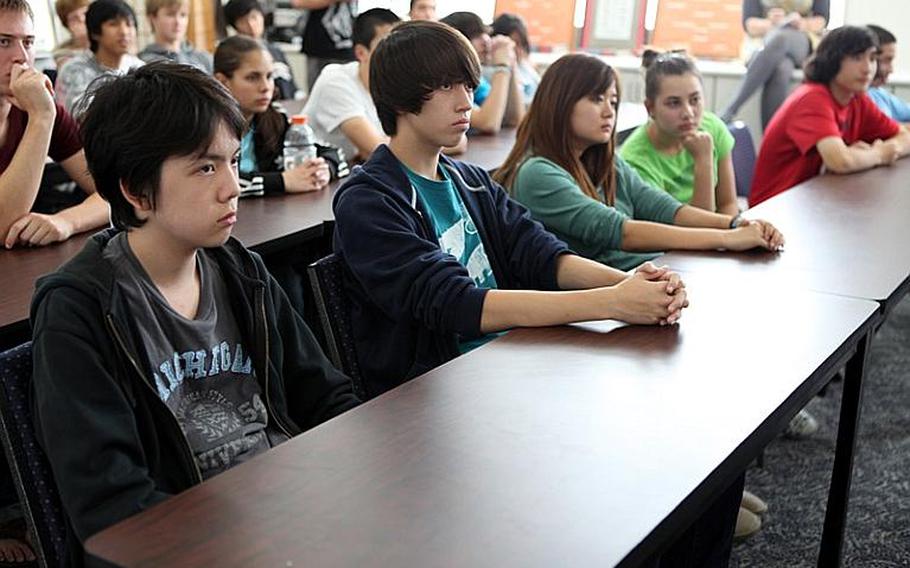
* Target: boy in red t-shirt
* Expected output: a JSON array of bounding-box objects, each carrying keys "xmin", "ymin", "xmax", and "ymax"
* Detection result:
[
  {"xmin": 750, "ymin": 26, "xmax": 910, "ymax": 207},
  {"xmin": 0, "ymin": 0, "xmax": 107, "ymax": 248}
]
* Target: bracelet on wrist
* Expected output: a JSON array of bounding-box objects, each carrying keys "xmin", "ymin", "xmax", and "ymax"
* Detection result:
[{"xmin": 729, "ymin": 213, "xmax": 744, "ymax": 229}]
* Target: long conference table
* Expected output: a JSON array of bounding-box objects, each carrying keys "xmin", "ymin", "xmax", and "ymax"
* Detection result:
[
  {"xmin": 0, "ymin": 102, "xmax": 649, "ymax": 343},
  {"xmin": 4, "ymin": 113, "xmax": 904, "ymax": 566}
]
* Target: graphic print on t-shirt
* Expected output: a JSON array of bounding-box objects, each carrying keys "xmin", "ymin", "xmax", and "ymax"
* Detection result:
[
  {"xmin": 406, "ymin": 166, "xmax": 498, "ymax": 290},
  {"xmin": 105, "ymin": 232, "xmax": 277, "ymax": 479},
  {"xmin": 150, "ymin": 339, "xmax": 271, "ymax": 477},
  {"xmin": 321, "ymin": 4, "xmax": 355, "ymax": 50}
]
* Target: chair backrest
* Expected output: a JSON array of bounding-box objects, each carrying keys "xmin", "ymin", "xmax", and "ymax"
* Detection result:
[
  {"xmin": 727, "ymin": 120, "xmax": 756, "ymax": 199},
  {"xmin": 0, "ymin": 343, "xmax": 68, "ymax": 568},
  {"xmin": 307, "ymin": 254, "xmax": 366, "ymax": 400}
]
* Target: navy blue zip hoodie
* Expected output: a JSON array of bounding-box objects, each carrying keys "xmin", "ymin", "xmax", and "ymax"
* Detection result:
[{"xmin": 332, "ymin": 145, "xmax": 570, "ymax": 398}]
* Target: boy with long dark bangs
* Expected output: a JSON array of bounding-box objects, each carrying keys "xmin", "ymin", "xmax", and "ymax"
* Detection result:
[
  {"xmin": 333, "ymin": 21, "xmax": 687, "ymax": 397},
  {"xmin": 332, "ymin": 20, "xmax": 741, "ymax": 566}
]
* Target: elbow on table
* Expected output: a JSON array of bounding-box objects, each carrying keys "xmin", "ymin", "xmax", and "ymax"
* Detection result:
[
  {"xmin": 822, "ymin": 155, "xmax": 860, "ymax": 175},
  {"xmin": 470, "ymin": 115, "xmax": 502, "ymax": 135}
]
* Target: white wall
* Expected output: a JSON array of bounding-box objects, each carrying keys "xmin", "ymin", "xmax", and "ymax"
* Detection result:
[
  {"xmin": 844, "ymin": 0, "xmax": 910, "ymax": 77},
  {"xmin": 358, "ymin": 0, "xmax": 495, "ymax": 21}
]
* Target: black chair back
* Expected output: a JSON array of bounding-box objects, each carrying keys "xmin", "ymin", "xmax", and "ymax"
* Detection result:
[
  {"xmin": 307, "ymin": 254, "xmax": 366, "ymax": 399},
  {"xmin": 727, "ymin": 120, "xmax": 757, "ymax": 199},
  {"xmin": 0, "ymin": 342, "xmax": 68, "ymax": 568}
]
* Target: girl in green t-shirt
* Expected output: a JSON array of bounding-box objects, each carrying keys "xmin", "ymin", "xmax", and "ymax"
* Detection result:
[
  {"xmin": 621, "ymin": 52, "xmax": 740, "ymax": 216},
  {"xmin": 494, "ymin": 53, "xmax": 784, "ymax": 273}
]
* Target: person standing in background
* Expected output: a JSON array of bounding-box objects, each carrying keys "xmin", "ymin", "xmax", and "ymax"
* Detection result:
[{"xmin": 291, "ymin": 0, "xmax": 357, "ymax": 91}]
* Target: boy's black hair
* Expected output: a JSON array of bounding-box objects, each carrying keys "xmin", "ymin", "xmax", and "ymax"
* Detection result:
[
  {"xmin": 79, "ymin": 62, "xmax": 246, "ymax": 230},
  {"xmin": 439, "ymin": 11, "xmax": 489, "ymax": 41},
  {"xmin": 352, "ymin": 8, "xmax": 400, "ymax": 49},
  {"xmin": 369, "ymin": 20, "xmax": 480, "ymax": 136},
  {"xmin": 867, "ymin": 24, "xmax": 896, "ymax": 46},
  {"xmin": 85, "ymin": 0, "xmax": 136, "ymax": 53},
  {"xmin": 804, "ymin": 26, "xmax": 878, "ymax": 85},
  {"xmin": 222, "ymin": 0, "xmax": 261, "ymax": 29},
  {"xmin": 491, "ymin": 13, "xmax": 529, "ymax": 54}
]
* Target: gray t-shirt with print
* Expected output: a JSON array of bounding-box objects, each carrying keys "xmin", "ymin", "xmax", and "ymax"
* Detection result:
[{"xmin": 104, "ymin": 233, "xmax": 287, "ymax": 479}]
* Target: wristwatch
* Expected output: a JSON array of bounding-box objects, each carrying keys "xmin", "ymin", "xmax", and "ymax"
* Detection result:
[{"xmin": 729, "ymin": 213, "xmax": 744, "ymax": 229}]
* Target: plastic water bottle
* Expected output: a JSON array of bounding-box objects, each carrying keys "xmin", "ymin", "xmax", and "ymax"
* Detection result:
[{"xmin": 283, "ymin": 114, "xmax": 317, "ymax": 171}]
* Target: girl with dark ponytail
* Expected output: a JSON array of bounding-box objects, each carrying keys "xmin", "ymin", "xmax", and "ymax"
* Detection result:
[{"xmin": 215, "ymin": 35, "xmax": 331, "ymax": 194}]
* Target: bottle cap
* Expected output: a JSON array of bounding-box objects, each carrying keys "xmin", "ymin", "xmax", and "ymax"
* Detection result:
[{"xmin": 291, "ymin": 115, "xmax": 308, "ymax": 125}]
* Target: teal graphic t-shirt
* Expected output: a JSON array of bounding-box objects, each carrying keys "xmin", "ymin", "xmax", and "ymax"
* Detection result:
[{"xmin": 404, "ymin": 164, "xmax": 500, "ymax": 353}]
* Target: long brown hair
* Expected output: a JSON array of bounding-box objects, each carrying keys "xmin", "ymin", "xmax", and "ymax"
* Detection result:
[{"xmin": 495, "ymin": 54, "xmax": 620, "ymax": 205}]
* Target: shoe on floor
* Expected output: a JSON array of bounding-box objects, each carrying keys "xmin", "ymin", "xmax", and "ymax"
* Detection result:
[
  {"xmin": 784, "ymin": 408, "xmax": 819, "ymax": 439},
  {"xmin": 735, "ymin": 506, "xmax": 762, "ymax": 540},
  {"xmin": 741, "ymin": 490, "xmax": 768, "ymax": 515}
]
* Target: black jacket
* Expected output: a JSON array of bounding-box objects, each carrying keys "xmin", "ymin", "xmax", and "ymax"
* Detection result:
[
  {"xmin": 332, "ymin": 145, "xmax": 569, "ymax": 398},
  {"xmin": 240, "ymin": 107, "xmax": 348, "ymax": 196},
  {"xmin": 30, "ymin": 229, "xmax": 358, "ymax": 565}
]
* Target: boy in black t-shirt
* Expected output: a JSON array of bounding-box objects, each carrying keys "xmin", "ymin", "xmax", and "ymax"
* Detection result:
[{"xmin": 292, "ymin": 0, "xmax": 357, "ymax": 90}]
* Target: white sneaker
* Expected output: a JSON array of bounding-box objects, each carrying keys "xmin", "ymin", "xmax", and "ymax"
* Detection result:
[{"xmin": 784, "ymin": 409, "xmax": 819, "ymax": 439}]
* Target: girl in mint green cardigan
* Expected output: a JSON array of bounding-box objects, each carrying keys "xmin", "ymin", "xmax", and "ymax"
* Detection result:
[{"xmin": 494, "ymin": 54, "xmax": 784, "ymax": 271}]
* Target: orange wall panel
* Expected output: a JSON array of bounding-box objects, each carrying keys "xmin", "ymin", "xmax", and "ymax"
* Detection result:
[
  {"xmin": 652, "ymin": 0, "xmax": 744, "ymax": 60},
  {"xmin": 495, "ymin": 0, "xmax": 576, "ymax": 50}
]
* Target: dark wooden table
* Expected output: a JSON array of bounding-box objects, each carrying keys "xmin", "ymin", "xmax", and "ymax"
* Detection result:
[
  {"xmin": 655, "ymin": 160, "xmax": 910, "ymax": 566},
  {"xmin": 0, "ymin": 186, "xmax": 337, "ymax": 340},
  {"xmin": 658, "ymin": 158, "xmax": 910, "ymax": 314},
  {"xmin": 84, "ymin": 278, "xmax": 878, "ymax": 567},
  {"xmin": 0, "ymin": 98, "xmax": 647, "ymax": 340}
]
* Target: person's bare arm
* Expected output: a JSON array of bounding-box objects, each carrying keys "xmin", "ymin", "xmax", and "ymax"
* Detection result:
[
  {"xmin": 3, "ymin": 123, "xmax": 110, "ymax": 249},
  {"xmin": 339, "ymin": 116, "xmax": 389, "ymax": 161},
  {"xmin": 470, "ymin": 37, "xmax": 517, "ymax": 134},
  {"xmin": 673, "ymin": 203, "xmax": 732, "ymax": 228},
  {"xmin": 714, "ymin": 154, "xmax": 740, "ymax": 217},
  {"xmin": 4, "ymin": 192, "xmax": 109, "ymax": 248},
  {"xmin": 888, "ymin": 126, "xmax": 910, "ymax": 157},
  {"xmin": 620, "ymin": 210, "xmax": 783, "ymax": 252},
  {"xmin": 682, "ymin": 131, "xmax": 717, "ymax": 212},
  {"xmin": 470, "ymin": 71, "xmax": 511, "ymax": 134},
  {"xmin": 479, "ymin": 255, "xmax": 688, "ymax": 332},
  {"xmin": 502, "ymin": 64, "xmax": 525, "ymax": 127},
  {"xmin": 59, "ymin": 148, "xmax": 95, "ymax": 193},
  {"xmin": 0, "ymin": 65, "xmax": 57, "ymax": 239},
  {"xmin": 815, "ymin": 130, "xmax": 910, "ymax": 174}
]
